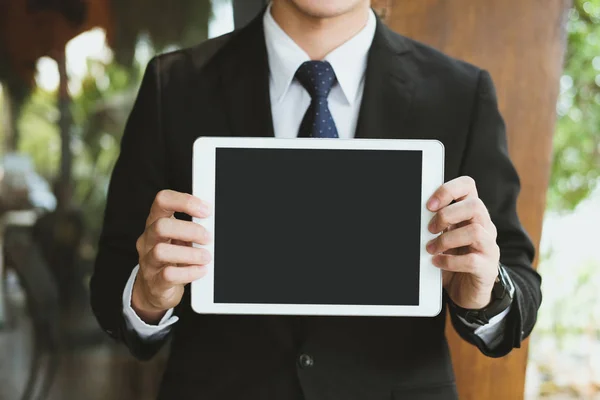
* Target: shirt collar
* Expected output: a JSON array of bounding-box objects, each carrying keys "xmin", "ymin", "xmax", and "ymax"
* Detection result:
[{"xmin": 263, "ymin": 4, "xmax": 377, "ymax": 106}]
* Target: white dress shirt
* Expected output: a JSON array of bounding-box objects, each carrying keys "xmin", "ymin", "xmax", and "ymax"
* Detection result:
[{"xmin": 122, "ymin": 5, "xmax": 511, "ymax": 346}]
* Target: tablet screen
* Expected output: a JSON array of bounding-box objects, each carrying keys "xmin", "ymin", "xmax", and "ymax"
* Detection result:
[{"xmin": 214, "ymin": 147, "xmax": 422, "ymax": 306}]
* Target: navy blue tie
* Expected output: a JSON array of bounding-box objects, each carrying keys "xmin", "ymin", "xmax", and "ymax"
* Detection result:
[{"xmin": 295, "ymin": 61, "xmax": 339, "ymax": 138}]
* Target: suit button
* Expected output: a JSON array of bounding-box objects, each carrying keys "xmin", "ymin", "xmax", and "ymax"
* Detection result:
[{"xmin": 298, "ymin": 354, "xmax": 314, "ymax": 368}]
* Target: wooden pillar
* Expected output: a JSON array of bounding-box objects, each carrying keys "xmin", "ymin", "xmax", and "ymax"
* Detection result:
[
  {"xmin": 1, "ymin": 87, "xmax": 18, "ymax": 152},
  {"xmin": 376, "ymin": 0, "xmax": 570, "ymax": 398},
  {"xmin": 56, "ymin": 48, "xmax": 73, "ymax": 211}
]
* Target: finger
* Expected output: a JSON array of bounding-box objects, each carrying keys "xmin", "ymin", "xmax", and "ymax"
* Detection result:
[
  {"xmin": 427, "ymin": 176, "xmax": 478, "ymax": 212},
  {"xmin": 426, "ymin": 223, "xmax": 493, "ymax": 254},
  {"xmin": 428, "ymin": 197, "xmax": 491, "ymax": 234},
  {"xmin": 159, "ymin": 265, "xmax": 208, "ymax": 286},
  {"xmin": 146, "ymin": 217, "xmax": 211, "ymax": 248},
  {"xmin": 144, "ymin": 242, "xmax": 212, "ymax": 268},
  {"xmin": 432, "ymin": 253, "xmax": 482, "ymax": 274},
  {"xmin": 146, "ymin": 190, "xmax": 211, "ymax": 227}
]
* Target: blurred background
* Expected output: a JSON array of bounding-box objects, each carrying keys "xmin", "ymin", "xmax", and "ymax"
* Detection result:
[{"xmin": 0, "ymin": 0, "xmax": 598, "ymax": 399}]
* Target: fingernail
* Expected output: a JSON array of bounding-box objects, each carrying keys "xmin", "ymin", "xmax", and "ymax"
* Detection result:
[
  {"xmin": 203, "ymin": 250, "xmax": 212, "ymax": 264},
  {"xmin": 428, "ymin": 218, "xmax": 436, "ymax": 233},
  {"xmin": 427, "ymin": 198, "xmax": 439, "ymax": 210},
  {"xmin": 426, "ymin": 240, "xmax": 435, "ymax": 253},
  {"xmin": 198, "ymin": 201, "xmax": 211, "ymax": 216}
]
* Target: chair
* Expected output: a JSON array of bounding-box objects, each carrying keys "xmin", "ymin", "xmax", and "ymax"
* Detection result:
[{"xmin": 4, "ymin": 224, "xmax": 60, "ymax": 400}]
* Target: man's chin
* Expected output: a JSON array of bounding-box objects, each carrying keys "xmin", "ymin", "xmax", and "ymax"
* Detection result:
[{"xmin": 287, "ymin": 0, "xmax": 365, "ymax": 19}]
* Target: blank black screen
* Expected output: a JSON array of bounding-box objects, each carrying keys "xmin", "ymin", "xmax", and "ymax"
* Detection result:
[{"xmin": 214, "ymin": 148, "xmax": 422, "ymax": 306}]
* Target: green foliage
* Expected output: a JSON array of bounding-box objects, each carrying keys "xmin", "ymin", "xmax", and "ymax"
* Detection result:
[
  {"xmin": 18, "ymin": 60, "xmax": 141, "ymax": 240},
  {"xmin": 18, "ymin": 90, "xmax": 61, "ymax": 179},
  {"xmin": 14, "ymin": 1, "xmax": 214, "ymax": 247},
  {"xmin": 548, "ymin": 0, "xmax": 600, "ymax": 211},
  {"xmin": 70, "ymin": 60, "xmax": 142, "ymax": 238},
  {"xmin": 536, "ymin": 257, "xmax": 600, "ymax": 336}
]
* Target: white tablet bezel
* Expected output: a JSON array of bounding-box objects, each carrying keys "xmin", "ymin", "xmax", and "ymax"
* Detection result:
[{"xmin": 191, "ymin": 137, "xmax": 444, "ymax": 317}]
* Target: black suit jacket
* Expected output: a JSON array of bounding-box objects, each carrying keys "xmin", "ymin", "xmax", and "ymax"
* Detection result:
[{"xmin": 90, "ymin": 11, "xmax": 542, "ymax": 400}]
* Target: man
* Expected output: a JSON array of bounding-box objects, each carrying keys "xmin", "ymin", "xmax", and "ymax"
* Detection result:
[{"xmin": 90, "ymin": 0, "xmax": 542, "ymax": 399}]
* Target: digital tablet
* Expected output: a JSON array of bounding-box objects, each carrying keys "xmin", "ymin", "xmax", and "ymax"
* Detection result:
[{"xmin": 191, "ymin": 137, "xmax": 444, "ymax": 317}]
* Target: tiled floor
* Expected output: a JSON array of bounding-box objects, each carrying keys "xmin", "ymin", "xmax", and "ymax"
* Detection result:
[{"xmin": 0, "ymin": 277, "xmax": 168, "ymax": 400}]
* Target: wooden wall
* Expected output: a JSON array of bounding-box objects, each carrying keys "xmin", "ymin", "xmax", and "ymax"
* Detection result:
[
  {"xmin": 373, "ymin": 0, "xmax": 571, "ymax": 398},
  {"xmin": 0, "ymin": 0, "xmax": 112, "ymax": 86}
]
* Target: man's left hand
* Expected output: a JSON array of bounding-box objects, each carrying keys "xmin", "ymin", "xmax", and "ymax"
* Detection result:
[{"xmin": 426, "ymin": 176, "xmax": 500, "ymax": 310}]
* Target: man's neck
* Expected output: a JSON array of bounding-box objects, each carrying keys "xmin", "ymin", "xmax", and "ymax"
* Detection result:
[{"xmin": 270, "ymin": 1, "xmax": 370, "ymax": 60}]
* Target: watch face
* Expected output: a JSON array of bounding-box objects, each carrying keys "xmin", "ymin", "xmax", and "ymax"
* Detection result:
[
  {"xmin": 499, "ymin": 266, "xmax": 514, "ymax": 293},
  {"xmin": 492, "ymin": 267, "xmax": 510, "ymax": 300},
  {"xmin": 496, "ymin": 264, "xmax": 505, "ymax": 283}
]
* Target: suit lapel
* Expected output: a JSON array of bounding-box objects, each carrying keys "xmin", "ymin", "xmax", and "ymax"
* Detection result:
[
  {"xmin": 217, "ymin": 12, "xmax": 418, "ymax": 140},
  {"xmin": 218, "ymin": 11, "xmax": 275, "ymax": 138},
  {"xmin": 355, "ymin": 17, "xmax": 419, "ymax": 140},
  {"xmin": 217, "ymin": 12, "xmax": 419, "ymax": 141}
]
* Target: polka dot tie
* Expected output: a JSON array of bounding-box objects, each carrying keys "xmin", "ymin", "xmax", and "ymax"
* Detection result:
[{"xmin": 295, "ymin": 61, "xmax": 339, "ymax": 138}]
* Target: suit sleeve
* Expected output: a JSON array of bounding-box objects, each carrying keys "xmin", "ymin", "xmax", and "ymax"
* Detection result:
[
  {"xmin": 90, "ymin": 57, "xmax": 170, "ymax": 360},
  {"xmin": 448, "ymin": 69, "xmax": 543, "ymax": 358}
]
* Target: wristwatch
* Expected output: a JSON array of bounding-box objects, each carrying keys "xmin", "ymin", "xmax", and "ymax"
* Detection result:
[{"xmin": 448, "ymin": 264, "xmax": 514, "ymax": 326}]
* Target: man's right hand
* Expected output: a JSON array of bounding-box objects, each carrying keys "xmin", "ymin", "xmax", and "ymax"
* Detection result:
[{"xmin": 132, "ymin": 190, "xmax": 212, "ymax": 324}]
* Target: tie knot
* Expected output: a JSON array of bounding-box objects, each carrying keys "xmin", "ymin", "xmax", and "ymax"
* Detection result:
[{"xmin": 295, "ymin": 61, "xmax": 337, "ymax": 99}]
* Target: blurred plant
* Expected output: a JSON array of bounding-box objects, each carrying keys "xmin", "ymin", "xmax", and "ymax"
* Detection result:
[
  {"xmin": 18, "ymin": 60, "xmax": 140, "ymax": 240},
  {"xmin": 531, "ymin": 0, "xmax": 600, "ymax": 383},
  {"xmin": 18, "ymin": 89, "xmax": 61, "ymax": 179},
  {"xmin": 9, "ymin": 0, "xmax": 215, "ymax": 247},
  {"xmin": 549, "ymin": 0, "xmax": 600, "ymax": 211},
  {"xmin": 537, "ymin": 257, "xmax": 600, "ymax": 339},
  {"xmin": 1, "ymin": 0, "xmax": 213, "ymax": 182},
  {"xmin": 71, "ymin": 60, "xmax": 142, "ymax": 238}
]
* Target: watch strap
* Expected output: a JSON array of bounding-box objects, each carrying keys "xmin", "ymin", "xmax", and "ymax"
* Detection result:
[{"xmin": 449, "ymin": 264, "xmax": 514, "ymax": 325}]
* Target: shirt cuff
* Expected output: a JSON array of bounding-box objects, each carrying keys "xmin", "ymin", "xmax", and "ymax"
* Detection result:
[
  {"xmin": 457, "ymin": 303, "xmax": 511, "ymax": 348},
  {"xmin": 122, "ymin": 265, "xmax": 178, "ymax": 341}
]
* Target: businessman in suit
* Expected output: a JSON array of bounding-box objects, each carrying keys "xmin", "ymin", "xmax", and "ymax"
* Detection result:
[{"xmin": 90, "ymin": 0, "xmax": 542, "ymax": 399}]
